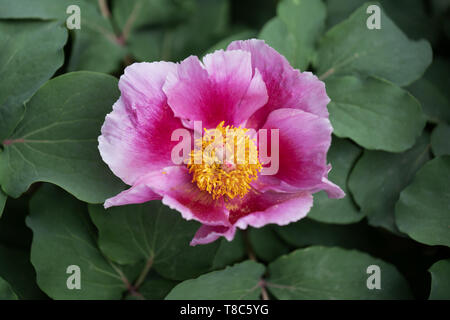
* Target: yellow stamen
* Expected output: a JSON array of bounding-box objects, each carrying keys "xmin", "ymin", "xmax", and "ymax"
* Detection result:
[{"xmin": 187, "ymin": 121, "xmax": 261, "ymax": 200}]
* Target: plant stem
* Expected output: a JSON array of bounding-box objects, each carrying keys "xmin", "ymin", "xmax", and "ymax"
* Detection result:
[
  {"xmin": 98, "ymin": 0, "xmax": 111, "ymax": 18},
  {"xmin": 134, "ymin": 255, "xmax": 154, "ymax": 289}
]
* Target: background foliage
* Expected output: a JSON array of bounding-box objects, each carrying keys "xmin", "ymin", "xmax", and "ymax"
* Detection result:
[{"xmin": 0, "ymin": 0, "xmax": 449, "ymax": 300}]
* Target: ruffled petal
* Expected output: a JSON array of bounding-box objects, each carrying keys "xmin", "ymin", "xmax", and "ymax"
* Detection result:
[
  {"xmin": 190, "ymin": 225, "xmax": 236, "ymax": 246},
  {"xmin": 99, "ymin": 62, "xmax": 186, "ymax": 185},
  {"xmin": 163, "ymin": 50, "xmax": 268, "ymax": 129},
  {"xmin": 144, "ymin": 166, "xmax": 230, "ymax": 227},
  {"xmin": 227, "ymin": 39, "xmax": 330, "ymax": 129},
  {"xmin": 257, "ymin": 108, "xmax": 332, "ymax": 191},
  {"xmin": 229, "ymin": 190, "xmax": 313, "ymax": 229},
  {"xmin": 104, "ymin": 174, "xmax": 162, "ymax": 208}
]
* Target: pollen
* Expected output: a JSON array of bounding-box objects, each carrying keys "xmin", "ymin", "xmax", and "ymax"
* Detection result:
[{"xmin": 187, "ymin": 121, "xmax": 262, "ymax": 200}]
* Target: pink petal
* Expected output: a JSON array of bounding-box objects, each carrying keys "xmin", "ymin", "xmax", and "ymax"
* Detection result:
[
  {"xmin": 190, "ymin": 225, "xmax": 236, "ymax": 246},
  {"xmin": 318, "ymin": 176, "xmax": 346, "ymax": 199},
  {"xmin": 258, "ymin": 108, "xmax": 333, "ymax": 191},
  {"xmin": 227, "ymin": 39, "xmax": 330, "ymax": 129},
  {"xmin": 99, "ymin": 62, "xmax": 186, "ymax": 185},
  {"xmin": 230, "ymin": 190, "xmax": 313, "ymax": 229},
  {"xmin": 163, "ymin": 50, "xmax": 268, "ymax": 129},
  {"xmin": 310, "ymin": 165, "xmax": 345, "ymax": 199},
  {"xmin": 104, "ymin": 174, "xmax": 162, "ymax": 208},
  {"xmin": 144, "ymin": 166, "xmax": 230, "ymax": 227}
]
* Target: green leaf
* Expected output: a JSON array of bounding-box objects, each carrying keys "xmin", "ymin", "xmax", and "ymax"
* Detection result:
[
  {"xmin": 89, "ymin": 202, "xmax": 220, "ymax": 281},
  {"xmin": 407, "ymin": 60, "xmax": 450, "ymax": 124},
  {"xmin": 267, "ymin": 246, "xmax": 412, "ymax": 299},
  {"xmin": 429, "ymin": 259, "xmax": 450, "ymax": 300},
  {"xmin": 123, "ymin": 0, "xmax": 230, "ymax": 62},
  {"xmin": 326, "ymin": 76, "xmax": 426, "ymax": 152},
  {"xmin": 0, "ymin": 244, "xmax": 45, "ymax": 299},
  {"xmin": 317, "ymin": 2, "xmax": 432, "ymax": 86},
  {"xmin": 326, "ymin": 0, "xmax": 437, "ymax": 43},
  {"xmin": 67, "ymin": 1, "xmax": 126, "ymax": 73},
  {"xmin": 165, "ymin": 261, "xmax": 265, "ymax": 300},
  {"xmin": 0, "ymin": 0, "xmax": 77, "ymax": 19},
  {"xmin": 0, "ymin": 20, "xmax": 67, "ymax": 141},
  {"xmin": 68, "ymin": 25, "xmax": 125, "ymax": 74},
  {"xmin": 348, "ymin": 134, "xmax": 431, "ymax": 233},
  {"xmin": 395, "ymin": 156, "xmax": 450, "ymax": 247},
  {"xmin": 112, "ymin": 0, "xmax": 187, "ymax": 33},
  {"xmin": 274, "ymin": 218, "xmax": 373, "ymax": 250},
  {"xmin": 249, "ymin": 227, "xmax": 290, "ymax": 263},
  {"xmin": 0, "ymin": 277, "xmax": 17, "ymax": 300},
  {"xmin": 259, "ymin": 0, "xmax": 326, "ymax": 70},
  {"xmin": 137, "ymin": 272, "xmax": 179, "ymax": 300},
  {"xmin": 431, "ymin": 124, "xmax": 450, "ymax": 156},
  {"xmin": 0, "ymin": 0, "xmax": 125, "ymax": 74},
  {"xmin": 0, "ymin": 72, "xmax": 125, "ymax": 203},
  {"xmin": 212, "ymin": 232, "xmax": 246, "ymax": 270},
  {"xmin": 26, "ymin": 184, "xmax": 128, "ymax": 299},
  {"xmin": 308, "ymin": 137, "xmax": 363, "ymax": 224},
  {"xmin": 0, "ymin": 196, "xmax": 46, "ymax": 299}
]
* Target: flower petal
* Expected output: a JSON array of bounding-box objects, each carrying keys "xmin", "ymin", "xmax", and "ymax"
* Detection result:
[
  {"xmin": 230, "ymin": 190, "xmax": 313, "ymax": 229},
  {"xmin": 99, "ymin": 62, "xmax": 186, "ymax": 185},
  {"xmin": 163, "ymin": 50, "xmax": 268, "ymax": 129},
  {"xmin": 227, "ymin": 39, "xmax": 330, "ymax": 129},
  {"xmin": 145, "ymin": 166, "xmax": 230, "ymax": 227},
  {"xmin": 190, "ymin": 225, "xmax": 236, "ymax": 246},
  {"xmin": 257, "ymin": 108, "xmax": 333, "ymax": 191}
]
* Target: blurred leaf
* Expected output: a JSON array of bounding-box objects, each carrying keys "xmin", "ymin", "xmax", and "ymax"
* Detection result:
[
  {"xmin": 212, "ymin": 231, "xmax": 246, "ymax": 270},
  {"xmin": 349, "ymin": 134, "xmax": 431, "ymax": 233},
  {"xmin": 274, "ymin": 218, "xmax": 372, "ymax": 250},
  {"xmin": 0, "ymin": 277, "xmax": 17, "ymax": 300},
  {"xmin": 407, "ymin": 78, "xmax": 450, "ymax": 124},
  {"xmin": 89, "ymin": 202, "xmax": 220, "ymax": 281},
  {"xmin": 166, "ymin": 261, "xmax": 265, "ymax": 300},
  {"xmin": 259, "ymin": 0, "xmax": 326, "ymax": 70},
  {"xmin": 0, "ymin": 20, "xmax": 67, "ymax": 141},
  {"xmin": 249, "ymin": 226, "xmax": 290, "ymax": 263},
  {"xmin": 27, "ymin": 184, "xmax": 128, "ymax": 299},
  {"xmin": 0, "ymin": 0, "xmax": 124, "ymax": 74},
  {"xmin": 267, "ymin": 246, "xmax": 412, "ymax": 299},
  {"xmin": 326, "ymin": 0, "xmax": 437, "ymax": 43},
  {"xmin": 408, "ymin": 59, "xmax": 450, "ymax": 124},
  {"xmin": 0, "ymin": 190, "xmax": 5, "ymax": 218},
  {"xmin": 124, "ymin": 0, "xmax": 230, "ymax": 62},
  {"xmin": 431, "ymin": 124, "xmax": 450, "ymax": 156},
  {"xmin": 308, "ymin": 137, "xmax": 363, "ymax": 224},
  {"xmin": 67, "ymin": 1, "xmax": 125, "ymax": 73},
  {"xmin": 395, "ymin": 156, "xmax": 450, "ymax": 247},
  {"xmin": 112, "ymin": 0, "xmax": 188, "ymax": 32},
  {"xmin": 0, "ymin": 0, "xmax": 77, "ymax": 19},
  {"xmin": 429, "ymin": 259, "xmax": 450, "ymax": 300},
  {"xmin": 127, "ymin": 29, "xmax": 164, "ymax": 62},
  {"xmin": 317, "ymin": 2, "xmax": 432, "ymax": 86},
  {"xmin": 326, "ymin": 76, "xmax": 426, "ymax": 152},
  {"xmin": 0, "ymin": 72, "xmax": 125, "ymax": 203}
]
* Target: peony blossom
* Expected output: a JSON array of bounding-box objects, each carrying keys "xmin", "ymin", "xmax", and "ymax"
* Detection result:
[{"xmin": 98, "ymin": 39, "xmax": 344, "ymax": 246}]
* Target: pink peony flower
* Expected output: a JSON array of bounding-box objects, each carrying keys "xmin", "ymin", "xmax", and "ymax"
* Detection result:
[{"xmin": 98, "ymin": 39, "xmax": 344, "ymax": 246}]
